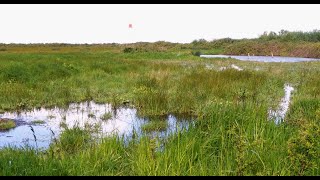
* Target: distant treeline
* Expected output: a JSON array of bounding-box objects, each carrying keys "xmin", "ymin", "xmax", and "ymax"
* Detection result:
[
  {"xmin": 191, "ymin": 29, "xmax": 320, "ymax": 44},
  {"xmin": 190, "ymin": 30, "xmax": 320, "ymax": 58},
  {"xmin": 1, "ymin": 30, "xmax": 320, "ymax": 58},
  {"xmin": 258, "ymin": 29, "xmax": 320, "ymax": 42}
]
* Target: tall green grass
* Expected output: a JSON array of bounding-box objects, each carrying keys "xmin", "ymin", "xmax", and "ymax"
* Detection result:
[{"xmin": 0, "ymin": 44, "xmax": 319, "ymax": 175}]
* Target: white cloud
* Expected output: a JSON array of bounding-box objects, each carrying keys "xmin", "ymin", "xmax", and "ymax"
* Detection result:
[{"xmin": 0, "ymin": 4, "xmax": 319, "ymax": 43}]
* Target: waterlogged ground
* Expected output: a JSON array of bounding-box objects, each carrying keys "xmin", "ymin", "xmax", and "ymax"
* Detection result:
[
  {"xmin": 0, "ymin": 54, "xmax": 298, "ymax": 150},
  {"xmin": 0, "ymin": 101, "xmax": 193, "ymax": 149},
  {"xmin": 0, "ymin": 82, "xmax": 293, "ymax": 150},
  {"xmin": 0, "ymin": 47, "xmax": 319, "ymax": 175}
]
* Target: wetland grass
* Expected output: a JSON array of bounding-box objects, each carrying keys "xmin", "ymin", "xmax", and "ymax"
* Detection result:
[{"xmin": 0, "ymin": 44, "xmax": 319, "ymax": 175}]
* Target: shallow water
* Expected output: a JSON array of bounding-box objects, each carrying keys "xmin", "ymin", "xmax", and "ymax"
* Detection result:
[
  {"xmin": 0, "ymin": 84, "xmax": 294, "ymax": 149},
  {"xmin": 0, "ymin": 101, "xmax": 193, "ymax": 150},
  {"xmin": 230, "ymin": 64, "xmax": 243, "ymax": 71},
  {"xmin": 268, "ymin": 84, "xmax": 294, "ymax": 124},
  {"xmin": 200, "ymin": 55, "xmax": 320, "ymax": 62},
  {"xmin": 204, "ymin": 63, "xmax": 243, "ymax": 71}
]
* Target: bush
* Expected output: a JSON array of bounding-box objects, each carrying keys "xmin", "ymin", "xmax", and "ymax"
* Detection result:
[
  {"xmin": 123, "ymin": 47, "xmax": 135, "ymax": 53},
  {"xmin": 192, "ymin": 51, "xmax": 202, "ymax": 56}
]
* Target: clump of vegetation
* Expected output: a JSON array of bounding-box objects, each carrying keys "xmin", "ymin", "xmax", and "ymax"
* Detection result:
[
  {"xmin": 100, "ymin": 112, "xmax": 112, "ymax": 121},
  {"xmin": 50, "ymin": 126, "xmax": 93, "ymax": 154},
  {"xmin": 123, "ymin": 47, "xmax": 135, "ymax": 53},
  {"xmin": 88, "ymin": 113, "xmax": 96, "ymax": 118},
  {"xmin": 191, "ymin": 50, "xmax": 202, "ymax": 56},
  {"xmin": 0, "ymin": 118, "xmax": 16, "ymax": 130},
  {"xmin": 31, "ymin": 120, "xmax": 45, "ymax": 124},
  {"xmin": 141, "ymin": 120, "xmax": 168, "ymax": 132},
  {"xmin": 47, "ymin": 115, "xmax": 56, "ymax": 119}
]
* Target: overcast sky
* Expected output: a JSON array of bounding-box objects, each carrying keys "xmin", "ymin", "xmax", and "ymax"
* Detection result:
[{"xmin": 0, "ymin": 4, "xmax": 320, "ymax": 44}]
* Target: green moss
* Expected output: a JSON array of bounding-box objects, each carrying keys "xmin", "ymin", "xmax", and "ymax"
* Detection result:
[{"xmin": 0, "ymin": 119, "xmax": 16, "ymax": 130}]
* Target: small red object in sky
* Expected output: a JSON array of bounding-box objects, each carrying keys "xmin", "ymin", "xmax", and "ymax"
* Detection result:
[{"xmin": 129, "ymin": 24, "xmax": 132, "ymax": 28}]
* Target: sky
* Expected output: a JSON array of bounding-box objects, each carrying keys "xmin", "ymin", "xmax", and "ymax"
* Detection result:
[{"xmin": 0, "ymin": 4, "xmax": 320, "ymax": 44}]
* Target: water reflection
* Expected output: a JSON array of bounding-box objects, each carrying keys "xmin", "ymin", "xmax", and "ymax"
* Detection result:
[{"xmin": 0, "ymin": 102, "xmax": 194, "ymax": 149}]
